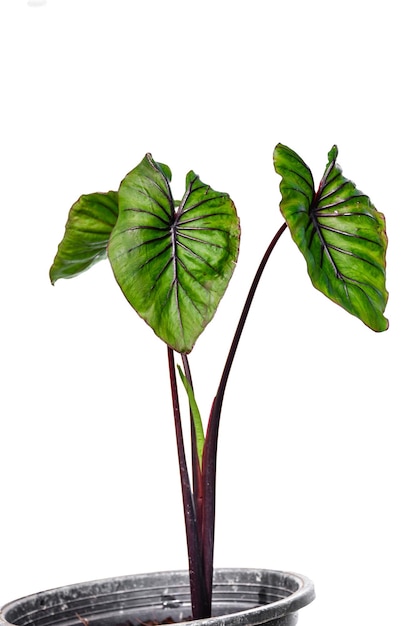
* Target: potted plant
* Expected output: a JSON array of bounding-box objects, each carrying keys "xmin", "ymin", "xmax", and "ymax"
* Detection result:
[{"xmin": 0, "ymin": 143, "xmax": 388, "ymax": 626}]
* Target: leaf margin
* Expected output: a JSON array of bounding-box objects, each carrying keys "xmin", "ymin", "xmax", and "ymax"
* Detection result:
[{"xmin": 49, "ymin": 190, "xmax": 119, "ymax": 285}]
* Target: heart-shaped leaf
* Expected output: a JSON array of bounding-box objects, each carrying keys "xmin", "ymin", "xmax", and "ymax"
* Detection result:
[
  {"xmin": 108, "ymin": 154, "xmax": 240, "ymax": 353},
  {"xmin": 50, "ymin": 191, "xmax": 118, "ymax": 284},
  {"xmin": 274, "ymin": 144, "xmax": 388, "ymax": 331}
]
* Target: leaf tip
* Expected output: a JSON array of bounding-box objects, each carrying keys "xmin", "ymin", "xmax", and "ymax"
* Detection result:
[
  {"xmin": 376, "ymin": 315, "xmax": 389, "ymax": 333},
  {"xmin": 273, "ymin": 142, "xmax": 289, "ymax": 160},
  {"xmin": 328, "ymin": 144, "xmax": 338, "ymax": 162},
  {"xmin": 49, "ymin": 264, "xmax": 57, "ymax": 286}
]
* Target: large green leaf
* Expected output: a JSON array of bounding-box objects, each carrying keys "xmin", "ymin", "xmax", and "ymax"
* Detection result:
[
  {"xmin": 50, "ymin": 191, "xmax": 118, "ymax": 284},
  {"xmin": 108, "ymin": 154, "xmax": 240, "ymax": 353},
  {"xmin": 274, "ymin": 144, "xmax": 388, "ymax": 331}
]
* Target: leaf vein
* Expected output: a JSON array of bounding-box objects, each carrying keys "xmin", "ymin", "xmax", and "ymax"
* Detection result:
[
  {"xmin": 177, "ymin": 241, "xmax": 220, "ymax": 274},
  {"xmin": 318, "ymin": 224, "xmax": 383, "ymax": 247},
  {"xmin": 326, "ymin": 243, "xmax": 384, "ymax": 272},
  {"xmin": 278, "ymin": 164, "xmax": 314, "ymax": 191}
]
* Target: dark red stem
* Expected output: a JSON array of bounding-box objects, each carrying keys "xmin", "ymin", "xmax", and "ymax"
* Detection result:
[
  {"xmin": 167, "ymin": 347, "xmax": 210, "ymax": 619},
  {"xmin": 201, "ymin": 222, "xmax": 288, "ymax": 604}
]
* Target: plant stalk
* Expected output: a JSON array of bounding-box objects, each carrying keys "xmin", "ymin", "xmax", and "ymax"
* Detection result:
[
  {"xmin": 201, "ymin": 222, "xmax": 288, "ymax": 604},
  {"xmin": 167, "ymin": 347, "xmax": 210, "ymax": 619}
]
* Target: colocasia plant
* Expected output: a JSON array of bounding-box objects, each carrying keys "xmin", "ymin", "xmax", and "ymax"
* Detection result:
[{"xmin": 50, "ymin": 144, "xmax": 389, "ymax": 620}]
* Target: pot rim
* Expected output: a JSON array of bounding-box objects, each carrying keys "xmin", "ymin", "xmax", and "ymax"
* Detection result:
[{"xmin": 1, "ymin": 568, "xmax": 315, "ymax": 626}]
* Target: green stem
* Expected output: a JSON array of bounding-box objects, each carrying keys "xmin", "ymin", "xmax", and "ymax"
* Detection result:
[{"xmin": 181, "ymin": 354, "xmax": 204, "ymax": 560}]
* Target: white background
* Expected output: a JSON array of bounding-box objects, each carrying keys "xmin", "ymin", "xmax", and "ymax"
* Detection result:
[{"xmin": 1, "ymin": 1, "xmax": 416, "ymax": 625}]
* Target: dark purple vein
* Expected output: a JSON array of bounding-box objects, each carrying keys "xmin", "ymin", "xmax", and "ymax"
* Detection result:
[
  {"xmin": 278, "ymin": 164, "xmax": 314, "ymax": 190},
  {"xmin": 318, "ymin": 224, "xmax": 383, "ymax": 247},
  {"xmin": 318, "ymin": 179, "xmax": 350, "ymax": 201},
  {"xmin": 176, "ymin": 243, "xmax": 219, "ymax": 276},
  {"xmin": 177, "ymin": 233, "xmax": 223, "ymax": 250},
  {"xmin": 179, "ymin": 211, "xmax": 234, "ymax": 225},
  {"xmin": 326, "ymin": 244, "xmax": 384, "ymax": 271},
  {"xmin": 124, "ymin": 201, "xmax": 171, "ymax": 223},
  {"xmin": 181, "ymin": 195, "xmax": 229, "ymax": 215},
  {"xmin": 127, "ymin": 236, "xmax": 170, "ymax": 256},
  {"xmin": 315, "ymin": 211, "xmax": 377, "ymax": 220},
  {"xmin": 137, "ymin": 244, "xmax": 172, "ymax": 276},
  {"xmin": 316, "ymin": 194, "xmax": 369, "ymax": 211},
  {"xmin": 140, "ymin": 170, "xmax": 174, "ymax": 215}
]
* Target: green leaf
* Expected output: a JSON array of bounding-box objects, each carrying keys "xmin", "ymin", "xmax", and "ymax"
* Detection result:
[
  {"xmin": 108, "ymin": 154, "xmax": 240, "ymax": 353},
  {"xmin": 177, "ymin": 365, "xmax": 205, "ymax": 467},
  {"xmin": 274, "ymin": 144, "xmax": 388, "ymax": 331},
  {"xmin": 50, "ymin": 191, "xmax": 118, "ymax": 284}
]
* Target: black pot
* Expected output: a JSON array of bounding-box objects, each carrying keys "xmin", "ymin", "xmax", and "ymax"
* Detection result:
[{"xmin": 0, "ymin": 568, "xmax": 315, "ymax": 626}]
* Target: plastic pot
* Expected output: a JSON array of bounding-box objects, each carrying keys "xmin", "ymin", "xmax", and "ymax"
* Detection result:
[{"xmin": 0, "ymin": 568, "xmax": 315, "ymax": 626}]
